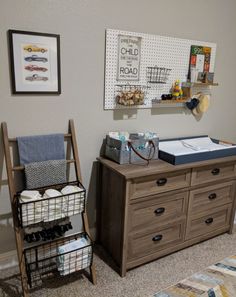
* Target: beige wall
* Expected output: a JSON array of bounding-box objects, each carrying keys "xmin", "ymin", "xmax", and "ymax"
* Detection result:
[{"xmin": 1, "ymin": 0, "xmax": 236, "ymax": 259}]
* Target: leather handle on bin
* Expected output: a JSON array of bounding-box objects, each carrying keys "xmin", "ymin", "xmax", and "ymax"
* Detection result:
[
  {"xmin": 154, "ymin": 207, "xmax": 165, "ymax": 215},
  {"xmin": 211, "ymin": 168, "xmax": 220, "ymax": 175},
  {"xmin": 156, "ymin": 178, "xmax": 167, "ymax": 186},
  {"xmin": 152, "ymin": 234, "xmax": 163, "ymax": 242},
  {"xmin": 205, "ymin": 217, "xmax": 214, "ymax": 225},
  {"xmin": 128, "ymin": 140, "xmax": 156, "ymax": 165},
  {"xmin": 208, "ymin": 193, "xmax": 217, "ymax": 200}
]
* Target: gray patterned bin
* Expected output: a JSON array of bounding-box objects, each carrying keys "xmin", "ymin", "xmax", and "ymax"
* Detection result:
[{"xmin": 105, "ymin": 135, "xmax": 159, "ymax": 164}]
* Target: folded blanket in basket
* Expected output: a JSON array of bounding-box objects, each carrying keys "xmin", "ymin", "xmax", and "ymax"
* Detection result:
[
  {"xmin": 43, "ymin": 189, "xmax": 66, "ymax": 222},
  {"xmin": 61, "ymin": 185, "xmax": 84, "ymax": 216},
  {"xmin": 57, "ymin": 237, "xmax": 91, "ymax": 275},
  {"xmin": 25, "ymin": 159, "xmax": 67, "ymax": 189},
  {"xmin": 17, "ymin": 134, "xmax": 65, "ymax": 165}
]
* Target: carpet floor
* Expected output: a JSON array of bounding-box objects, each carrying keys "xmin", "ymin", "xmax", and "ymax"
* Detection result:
[{"xmin": 0, "ymin": 230, "xmax": 236, "ymax": 297}]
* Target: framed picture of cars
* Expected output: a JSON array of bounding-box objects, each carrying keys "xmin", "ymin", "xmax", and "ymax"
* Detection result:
[{"xmin": 8, "ymin": 30, "xmax": 61, "ymax": 94}]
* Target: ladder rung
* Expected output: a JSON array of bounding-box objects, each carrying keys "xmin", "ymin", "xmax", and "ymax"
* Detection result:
[
  {"xmin": 12, "ymin": 159, "xmax": 75, "ymax": 171},
  {"xmin": 9, "ymin": 134, "xmax": 72, "ymax": 143}
]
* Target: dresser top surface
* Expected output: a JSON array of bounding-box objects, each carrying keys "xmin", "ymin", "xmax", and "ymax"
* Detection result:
[{"xmin": 98, "ymin": 155, "xmax": 236, "ymax": 179}]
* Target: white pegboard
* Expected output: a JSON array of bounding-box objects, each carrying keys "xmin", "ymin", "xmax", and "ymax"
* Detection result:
[{"xmin": 104, "ymin": 29, "xmax": 217, "ymax": 110}]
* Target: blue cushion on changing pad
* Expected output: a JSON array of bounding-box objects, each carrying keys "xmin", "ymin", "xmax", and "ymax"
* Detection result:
[{"xmin": 17, "ymin": 134, "xmax": 65, "ymax": 165}]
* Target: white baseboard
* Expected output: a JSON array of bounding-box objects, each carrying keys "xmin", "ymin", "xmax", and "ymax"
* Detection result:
[
  {"xmin": 90, "ymin": 227, "xmax": 96, "ymax": 240},
  {"xmin": 0, "ymin": 250, "xmax": 18, "ymax": 269}
]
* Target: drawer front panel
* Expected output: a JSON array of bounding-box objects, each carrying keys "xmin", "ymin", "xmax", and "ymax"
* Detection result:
[
  {"xmin": 128, "ymin": 221, "xmax": 184, "ymax": 260},
  {"xmin": 189, "ymin": 181, "xmax": 235, "ymax": 214},
  {"xmin": 191, "ymin": 162, "xmax": 236, "ymax": 186},
  {"xmin": 130, "ymin": 192, "xmax": 188, "ymax": 232},
  {"xmin": 186, "ymin": 205, "xmax": 231, "ymax": 240},
  {"xmin": 130, "ymin": 169, "xmax": 191, "ymax": 199}
]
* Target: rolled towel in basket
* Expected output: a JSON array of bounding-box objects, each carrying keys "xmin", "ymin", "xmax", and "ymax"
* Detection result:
[
  {"xmin": 20, "ymin": 190, "xmax": 42, "ymax": 202},
  {"xmin": 25, "ymin": 159, "xmax": 67, "ymax": 189},
  {"xmin": 61, "ymin": 185, "xmax": 84, "ymax": 216},
  {"xmin": 44, "ymin": 189, "xmax": 63, "ymax": 198},
  {"xmin": 20, "ymin": 190, "xmax": 44, "ymax": 225},
  {"xmin": 43, "ymin": 189, "xmax": 66, "ymax": 222},
  {"xmin": 61, "ymin": 185, "xmax": 84, "ymax": 195}
]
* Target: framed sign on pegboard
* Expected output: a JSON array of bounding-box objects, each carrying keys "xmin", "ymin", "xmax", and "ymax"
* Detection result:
[
  {"xmin": 116, "ymin": 35, "xmax": 141, "ymax": 81},
  {"xmin": 104, "ymin": 29, "xmax": 217, "ymax": 110}
]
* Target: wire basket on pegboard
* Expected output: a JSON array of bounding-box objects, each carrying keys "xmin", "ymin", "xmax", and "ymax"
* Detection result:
[
  {"xmin": 146, "ymin": 66, "xmax": 171, "ymax": 84},
  {"xmin": 115, "ymin": 84, "xmax": 149, "ymax": 107}
]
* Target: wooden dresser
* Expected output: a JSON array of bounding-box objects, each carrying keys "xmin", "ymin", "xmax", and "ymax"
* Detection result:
[{"xmin": 98, "ymin": 156, "xmax": 236, "ymax": 276}]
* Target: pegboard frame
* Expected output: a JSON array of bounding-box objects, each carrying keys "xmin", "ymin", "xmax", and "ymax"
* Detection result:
[{"xmin": 104, "ymin": 29, "xmax": 217, "ymax": 110}]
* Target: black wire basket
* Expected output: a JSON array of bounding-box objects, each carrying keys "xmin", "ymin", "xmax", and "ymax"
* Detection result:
[
  {"xmin": 146, "ymin": 67, "xmax": 171, "ymax": 84},
  {"xmin": 24, "ymin": 232, "xmax": 93, "ymax": 288},
  {"xmin": 17, "ymin": 181, "xmax": 86, "ymax": 227}
]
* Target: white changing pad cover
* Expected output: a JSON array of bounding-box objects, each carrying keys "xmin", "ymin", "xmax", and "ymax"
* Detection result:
[{"xmin": 159, "ymin": 137, "xmax": 233, "ymax": 156}]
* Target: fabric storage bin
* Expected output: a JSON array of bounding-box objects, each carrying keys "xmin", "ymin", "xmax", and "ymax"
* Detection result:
[{"xmin": 105, "ymin": 134, "xmax": 159, "ymax": 164}]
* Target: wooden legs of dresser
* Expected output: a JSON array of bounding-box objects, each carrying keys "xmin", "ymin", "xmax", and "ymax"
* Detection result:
[
  {"xmin": 229, "ymin": 182, "xmax": 236, "ymax": 234},
  {"xmin": 120, "ymin": 266, "xmax": 127, "ymax": 277},
  {"xmin": 119, "ymin": 180, "xmax": 131, "ymax": 279},
  {"xmin": 228, "ymin": 217, "xmax": 235, "ymax": 234}
]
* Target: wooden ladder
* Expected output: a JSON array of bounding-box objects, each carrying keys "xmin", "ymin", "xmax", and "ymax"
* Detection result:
[{"xmin": 1, "ymin": 119, "xmax": 96, "ymax": 297}]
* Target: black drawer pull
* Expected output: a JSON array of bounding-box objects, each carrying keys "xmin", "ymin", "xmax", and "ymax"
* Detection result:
[
  {"xmin": 152, "ymin": 234, "xmax": 163, "ymax": 242},
  {"xmin": 211, "ymin": 168, "xmax": 220, "ymax": 175},
  {"xmin": 208, "ymin": 193, "xmax": 217, "ymax": 200},
  {"xmin": 205, "ymin": 217, "xmax": 214, "ymax": 225},
  {"xmin": 156, "ymin": 178, "xmax": 167, "ymax": 186},
  {"xmin": 154, "ymin": 207, "xmax": 165, "ymax": 215}
]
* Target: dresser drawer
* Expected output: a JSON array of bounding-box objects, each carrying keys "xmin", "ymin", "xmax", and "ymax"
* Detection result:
[
  {"xmin": 186, "ymin": 204, "xmax": 231, "ymax": 240},
  {"xmin": 128, "ymin": 220, "xmax": 184, "ymax": 260},
  {"xmin": 189, "ymin": 181, "xmax": 235, "ymax": 214},
  {"xmin": 130, "ymin": 169, "xmax": 191, "ymax": 199},
  {"xmin": 191, "ymin": 162, "xmax": 236, "ymax": 186},
  {"xmin": 129, "ymin": 191, "xmax": 188, "ymax": 232}
]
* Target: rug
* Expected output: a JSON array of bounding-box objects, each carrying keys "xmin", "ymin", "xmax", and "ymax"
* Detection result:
[{"xmin": 154, "ymin": 255, "xmax": 236, "ymax": 297}]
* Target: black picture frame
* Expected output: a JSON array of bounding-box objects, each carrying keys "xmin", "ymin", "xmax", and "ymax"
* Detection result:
[{"xmin": 8, "ymin": 29, "xmax": 61, "ymax": 94}]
